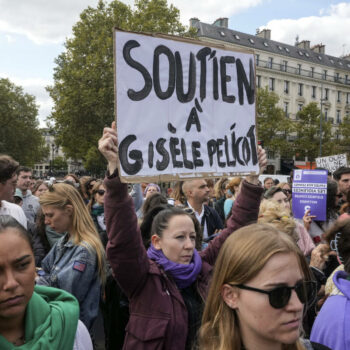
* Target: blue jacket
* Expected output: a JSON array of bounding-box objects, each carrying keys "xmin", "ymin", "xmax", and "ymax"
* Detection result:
[{"xmin": 37, "ymin": 234, "xmax": 101, "ymax": 330}]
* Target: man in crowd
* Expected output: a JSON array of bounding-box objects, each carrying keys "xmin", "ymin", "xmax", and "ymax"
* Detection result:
[
  {"xmin": 0, "ymin": 155, "xmax": 27, "ymax": 228},
  {"xmin": 182, "ymin": 179, "xmax": 223, "ymax": 242},
  {"xmin": 16, "ymin": 166, "xmax": 40, "ymax": 223},
  {"xmin": 333, "ymin": 166, "xmax": 350, "ymax": 204}
]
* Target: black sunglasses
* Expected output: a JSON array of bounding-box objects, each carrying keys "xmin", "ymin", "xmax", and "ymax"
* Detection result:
[
  {"xmin": 96, "ymin": 189, "xmax": 105, "ymax": 195},
  {"xmin": 282, "ymin": 189, "xmax": 292, "ymax": 194},
  {"xmin": 230, "ymin": 280, "xmax": 317, "ymax": 309}
]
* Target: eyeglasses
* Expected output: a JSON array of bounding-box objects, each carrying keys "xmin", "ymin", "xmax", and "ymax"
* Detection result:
[
  {"xmin": 96, "ymin": 189, "xmax": 105, "ymax": 195},
  {"xmin": 230, "ymin": 280, "xmax": 317, "ymax": 309},
  {"xmin": 282, "ymin": 189, "xmax": 292, "ymax": 195}
]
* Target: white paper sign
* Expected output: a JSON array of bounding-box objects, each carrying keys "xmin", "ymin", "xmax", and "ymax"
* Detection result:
[
  {"xmin": 115, "ymin": 30, "xmax": 258, "ymax": 181},
  {"xmin": 315, "ymin": 154, "xmax": 347, "ymax": 173}
]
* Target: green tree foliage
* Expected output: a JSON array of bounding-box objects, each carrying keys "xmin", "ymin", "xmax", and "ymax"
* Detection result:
[
  {"xmin": 256, "ymin": 87, "xmax": 294, "ymax": 157},
  {"xmin": 0, "ymin": 78, "xmax": 48, "ymax": 166},
  {"xmin": 338, "ymin": 115, "xmax": 350, "ymax": 156},
  {"xmin": 51, "ymin": 156, "xmax": 68, "ymax": 171},
  {"xmin": 48, "ymin": 0, "xmax": 192, "ymax": 173},
  {"xmin": 293, "ymin": 102, "xmax": 335, "ymax": 161}
]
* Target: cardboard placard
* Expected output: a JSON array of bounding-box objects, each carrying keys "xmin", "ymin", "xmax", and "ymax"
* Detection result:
[
  {"xmin": 292, "ymin": 169, "xmax": 328, "ymax": 221},
  {"xmin": 315, "ymin": 154, "xmax": 347, "ymax": 174},
  {"xmin": 114, "ymin": 29, "xmax": 258, "ymax": 182}
]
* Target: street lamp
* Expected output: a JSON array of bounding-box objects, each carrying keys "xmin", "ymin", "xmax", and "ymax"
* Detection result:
[
  {"xmin": 51, "ymin": 143, "xmax": 55, "ymax": 174},
  {"xmin": 319, "ymin": 85, "xmax": 326, "ymax": 157}
]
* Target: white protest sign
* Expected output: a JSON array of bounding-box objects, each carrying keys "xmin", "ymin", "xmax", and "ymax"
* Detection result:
[
  {"xmin": 115, "ymin": 30, "xmax": 258, "ymax": 182},
  {"xmin": 315, "ymin": 154, "xmax": 347, "ymax": 173}
]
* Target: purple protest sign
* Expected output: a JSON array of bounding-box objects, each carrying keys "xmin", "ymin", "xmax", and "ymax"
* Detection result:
[{"xmin": 292, "ymin": 169, "xmax": 328, "ymax": 221}]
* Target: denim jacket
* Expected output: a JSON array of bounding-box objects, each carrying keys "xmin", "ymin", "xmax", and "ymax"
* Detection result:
[{"xmin": 37, "ymin": 234, "xmax": 101, "ymax": 330}]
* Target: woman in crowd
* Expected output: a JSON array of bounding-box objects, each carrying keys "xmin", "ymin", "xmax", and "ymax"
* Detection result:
[
  {"xmin": 278, "ymin": 181, "xmax": 292, "ymax": 202},
  {"xmin": 0, "ymin": 215, "xmax": 93, "ymax": 349},
  {"xmin": 170, "ymin": 181, "xmax": 186, "ymax": 206},
  {"xmin": 224, "ymin": 177, "xmax": 242, "ymax": 220},
  {"xmin": 98, "ymin": 122, "xmax": 266, "ymax": 349},
  {"xmin": 88, "ymin": 180, "xmax": 107, "ymax": 248},
  {"xmin": 32, "ymin": 180, "xmax": 48, "ymax": 198},
  {"xmin": 214, "ymin": 177, "xmax": 228, "ymax": 223},
  {"xmin": 36, "ymin": 182, "xmax": 106, "ymax": 330},
  {"xmin": 199, "ymin": 223, "xmax": 325, "ymax": 350},
  {"xmin": 80, "ymin": 176, "xmax": 97, "ymax": 203},
  {"xmin": 310, "ymin": 218, "xmax": 350, "ymax": 350}
]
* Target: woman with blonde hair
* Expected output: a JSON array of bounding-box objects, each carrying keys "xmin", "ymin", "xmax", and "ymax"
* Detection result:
[
  {"xmin": 37, "ymin": 183, "xmax": 106, "ymax": 330},
  {"xmin": 199, "ymin": 224, "xmax": 323, "ymax": 350}
]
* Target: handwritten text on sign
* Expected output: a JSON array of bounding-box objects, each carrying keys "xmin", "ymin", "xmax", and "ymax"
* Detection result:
[
  {"xmin": 115, "ymin": 31, "xmax": 258, "ymax": 180},
  {"xmin": 316, "ymin": 154, "xmax": 347, "ymax": 174}
]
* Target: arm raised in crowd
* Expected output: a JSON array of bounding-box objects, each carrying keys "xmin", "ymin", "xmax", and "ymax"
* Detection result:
[
  {"xmin": 200, "ymin": 147, "xmax": 266, "ymax": 266},
  {"xmin": 98, "ymin": 122, "xmax": 150, "ymax": 299}
]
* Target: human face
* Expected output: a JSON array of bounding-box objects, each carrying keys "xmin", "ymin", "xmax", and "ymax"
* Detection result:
[
  {"xmin": 153, "ymin": 215, "xmax": 196, "ymax": 264},
  {"xmin": 233, "ymin": 253, "xmax": 304, "ymax": 349},
  {"xmin": 272, "ymin": 191, "xmax": 290, "ymax": 210},
  {"xmin": 65, "ymin": 176, "xmax": 77, "ymax": 184},
  {"xmin": 264, "ymin": 179, "xmax": 274, "ymax": 190},
  {"xmin": 338, "ymin": 173, "xmax": 350, "ymax": 196},
  {"xmin": 190, "ymin": 180, "xmax": 210, "ymax": 204},
  {"xmin": 87, "ymin": 181, "xmax": 96, "ymax": 195},
  {"xmin": 0, "ymin": 229, "xmax": 35, "ymax": 322},
  {"xmin": 42, "ymin": 205, "xmax": 72, "ymax": 233},
  {"xmin": 34, "ymin": 183, "xmax": 48, "ymax": 198},
  {"xmin": 282, "ymin": 184, "xmax": 292, "ymax": 200},
  {"xmin": 94, "ymin": 185, "xmax": 105, "ymax": 205},
  {"xmin": 145, "ymin": 185, "xmax": 158, "ymax": 199},
  {"xmin": 0, "ymin": 174, "xmax": 17, "ymax": 202},
  {"xmin": 16, "ymin": 171, "xmax": 32, "ymax": 192}
]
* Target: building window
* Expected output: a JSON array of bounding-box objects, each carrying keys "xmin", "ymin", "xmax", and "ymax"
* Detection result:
[
  {"xmin": 346, "ymin": 75, "xmax": 349, "ymax": 84},
  {"xmin": 323, "ymin": 70, "xmax": 327, "ymax": 80},
  {"xmin": 337, "ymin": 110, "xmax": 341, "ymax": 124},
  {"xmin": 298, "ymin": 104, "xmax": 303, "ymax": 111},
  {"xmin": 282, "ymin": 60, "xmax": 288, "ymax": 72},
  {"xmin": 312, "ymin": 86, "xmax": 316, "ymax": 99},
  {"xmin": 256, "ymin": 75, "xmax": 261, "ymax": 88},
  {"xmin": 298, "ymin": 83, "xmax": 303, "ymax": 96},
  {"xmin": 347, "ymin": 93, "xmax": 350, "ymax": 104},
  {"xmin": 269, "ymin": 78, "xmax": 275, "ymax": 91},
  {"xmin": 284, "ymin": 102, "xmax": 289, "ymax": 116},
  {"xmin": 324, "ymin": 108, "xmax": 328, "ymax": 121},
  {"xmin": 324, "ymin": 88, "xmax": 329, "ymax": 100},
  {"xmin": 256, "ymin": 54, "xmax": 260, "ymax": 66},
  {"xmin": 335, "ymin": 72, "xmax": 340, "ymax": 82},
  {"xmin": 268, "ymin": 57, "xmax": 273, "ymax": 69},
  {"xmin": 284, "ymin": 80, "xmax": 289, "ymax": 94},
  {"xmin": 297, "ymin": 64, "xmax": 301, "ymax": 75},
  {"xmin": 310, "ymin": 67, "xmax": 314, "ymax": 78},
  {"xmin": 337, "ymin": 91, "xmax": 341, "ymax": 103}
]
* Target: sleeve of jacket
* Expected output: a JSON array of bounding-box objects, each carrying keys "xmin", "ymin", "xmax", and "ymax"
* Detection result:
[
  {"xmin": 200, "ymin": 179, "xmax": 263, "ymax": 266},
  {"xmin": 104, "ymin": 172, "xmax": 150, "ymax": 299}
]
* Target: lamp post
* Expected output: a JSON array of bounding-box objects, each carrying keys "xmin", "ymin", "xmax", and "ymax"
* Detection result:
[
  {"xmin": 51, "ymin": 143, "xmax": 55, "ymax": 174},
  {"xmin": 319, "ymin": 85, "xmax": 325, "ymax": 157}
]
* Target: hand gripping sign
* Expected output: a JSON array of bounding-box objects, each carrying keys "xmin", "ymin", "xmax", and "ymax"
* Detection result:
[{"xmin": 114, "ymin": 29, "xmax": 259, "ymax": 182}]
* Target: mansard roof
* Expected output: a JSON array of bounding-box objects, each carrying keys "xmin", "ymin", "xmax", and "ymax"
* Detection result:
[{"xmin": 194, "ymin": 21, "xmax": 350, "ymax": 72}]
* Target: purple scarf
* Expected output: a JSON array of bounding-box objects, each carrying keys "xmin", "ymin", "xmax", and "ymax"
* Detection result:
[{"xmin": 147, "ymin": 245, "xmax": 202, "ymax": 289}]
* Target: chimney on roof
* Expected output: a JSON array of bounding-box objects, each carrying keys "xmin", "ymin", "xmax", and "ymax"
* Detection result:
[
  {"xmin": 296, "ymin": 40, "xmax": 310, "ymax": 50},
  {"xmin": 213, "ymin": 17, "xmax": 228, "ymax": 28},
  {"xmin": 256, "ymin": 29, "xmax": 271, "ymax": 40},
  {"xmin": 189, "ymin": 17, "xmax": 200, "ymax": 28},
  {"xmin": 311, "ymin": 44, "xmax": 325, "ymax": 54}
]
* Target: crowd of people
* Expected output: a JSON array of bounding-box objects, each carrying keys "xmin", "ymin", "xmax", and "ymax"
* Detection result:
[{"xmin": 0, "ymin": 124, "xmax": 350, "ymax": 349}]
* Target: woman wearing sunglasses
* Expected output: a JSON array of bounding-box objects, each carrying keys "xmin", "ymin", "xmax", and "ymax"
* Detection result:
[
  {"xmin": 36, "ymin": 183, "xmax": 106, "ymax": 331},
  {"xmin": 98, "ymin": 123, "xmax": 266, "ymax": 350},
  {"xmin": 199, "ymin": 224, "xmax": 327, "ymax": 350},
  {"xmin": 88, "ymin": 180, "xmax": 108, "ymax": 248}
]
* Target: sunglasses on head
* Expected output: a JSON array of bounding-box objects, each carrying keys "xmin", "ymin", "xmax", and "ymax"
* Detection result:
[
  {"xmin": 96, "ymin": 189, "xmax": 105, "ymax": 195},
  {"xmin": 230, "ymin": 280, "xmax": 316, "ymax": 309}
]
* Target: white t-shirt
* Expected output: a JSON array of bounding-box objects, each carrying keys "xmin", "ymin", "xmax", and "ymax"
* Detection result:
[
  {"xmin": 0, "ymin": 200, "xmax": 27, "ymax": 229},
  {"xmin": 73, "ymin": 320, "xmax": 93, "ymax": 350}
]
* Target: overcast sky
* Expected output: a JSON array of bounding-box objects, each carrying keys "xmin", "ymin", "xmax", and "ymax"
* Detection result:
[{"xmin": 0, "ymin": 0, "xmax": 349, "ymax": 126}]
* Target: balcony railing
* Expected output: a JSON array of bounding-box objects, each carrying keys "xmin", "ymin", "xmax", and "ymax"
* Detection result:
[{"xmin": 257, "ymin": 59, "xmax": 350, "ymax": 87}]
